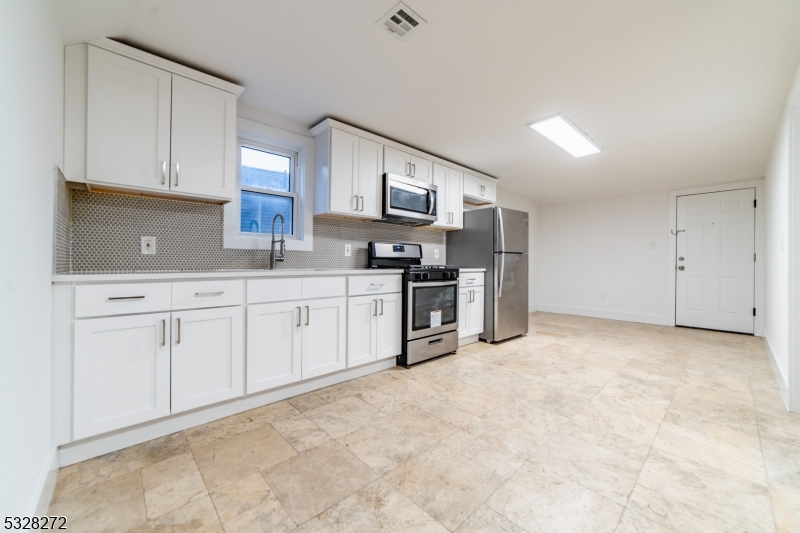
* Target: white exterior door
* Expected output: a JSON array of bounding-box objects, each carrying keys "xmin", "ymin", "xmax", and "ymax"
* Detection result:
[
  {"xmin": 246, "ymin": 301, "xmax": 302, "ymax": 393},
  {"xmin": 171, "ymin": 306, "xmax": 243, "ymax": 413},
  {"xmin": 676, "ymin": 188, "xmax": 756, "ymax": 334},
  {"xmin": 86, "ymin": 46, "xmax": 172, "ymax": 192},
  {"xmin": 329, "ymin": 128, "xmax": 359, "ymax": 215},
  {"xmin": 467, "ymin": 287, "xmax": 485, "ymax": 336},
  {"xmin": 170, "ymin": 75, "xmax": 236, "ymax": 200},
  {"xmin": 376, "ymin": 293, "xmax": 402, "ymax": 360},
  {"xmin": 384, "ymin": 146, "xmax": 412, "ymax": 177},
  {"xmin": 74, "ymin": 313, "xmax": 171, "ymax": 439},
  {"xmin": 302, "ymin": 297, "xmax": 347, "ymax": 379},
  {"xmin": 347, "ymin": 295, "xmax": 377, "ymax": 368},
  {"xmin": 357, "ymin": 137, "xmax": 383, "ymax": 219}
]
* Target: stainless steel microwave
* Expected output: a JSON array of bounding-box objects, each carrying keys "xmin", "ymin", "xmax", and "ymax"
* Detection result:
[{"xmin": 382, "ymin": 173, "xmax": 437, "ymax": 226}]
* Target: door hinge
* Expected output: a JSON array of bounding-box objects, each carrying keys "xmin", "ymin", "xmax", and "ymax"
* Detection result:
[
  {"xmin": 754, "ymin": 253, "xmax": 757, "ymax": 262},
  {"xmin": 754, "ymin": 199, "xmax": 757, "ymax": 208},
  {"xmin": 753, "ymin": 308, "xmax": 756, "ymax": 316}
]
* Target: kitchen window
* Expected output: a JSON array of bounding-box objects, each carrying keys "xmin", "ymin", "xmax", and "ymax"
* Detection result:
[
  {"xmin": 239, "ymin": 143, "xmax": 297, "ymax": 236},
  {"xmin": 223, "ymin": 117, "xmax": 314, "ymax": 251}
]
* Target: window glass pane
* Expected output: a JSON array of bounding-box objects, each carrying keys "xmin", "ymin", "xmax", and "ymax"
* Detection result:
[
  {"xmin": 241, "ymin": 146, "xmax": 291, "ymax": 192},
  {"xmin": 241, "ymin": 191, "xmax": 293, "ymax": 235}
]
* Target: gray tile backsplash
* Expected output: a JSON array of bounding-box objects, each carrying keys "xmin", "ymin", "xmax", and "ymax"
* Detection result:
[{"xmin": 62, "ymin": 189, "xmax": 445, "ymax": 273}]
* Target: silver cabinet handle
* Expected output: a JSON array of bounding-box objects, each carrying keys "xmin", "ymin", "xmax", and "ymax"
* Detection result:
[
  {"xmin": 406, "ymin": 162, "xmax": 411, "ymax": 176},
  {"xmin": 379, "ymin": 298, "xmax": 384, "ymax": 315},
  {"xmin": 353, "ymin": 195, "xmax": 358, "ymax": 211},
  {"xmin": 412, "ymin": 163, "xmax": 416, "ymax": 177},
  {"xmin": 305, "ymin": 306, "xmax": 310, "ymax": 326},
  {"xmin": 195, "ymin": 291, "xmax": 224, "ymax": 297},
  {"xmin": 176, "ymin": 317, "xmax": 181, "ymax": 344},
  {"xmin": 359, "ymin": 196, "xmax": 364, "ymax": 211},
  {"xmin": 297, "ymin": 306, "xmax": 301, "ymax": 327},
  {"xmin": 161, "ymin": 319, "xmax": 166, "ymax": 346},
  {"xmin": 107, "ymin": 295, "xmax": 145, "ymax": 301},
  {"xmin": 162, "ymin": 161, "xmax": 167, "ymax": 185},
  {"xmin": 175, "ymin": 162, "xmax": 179, "ymax": 186},
  {"xmin": 372, "ymin": 299, "xmax": 377, "ymax": 316}
]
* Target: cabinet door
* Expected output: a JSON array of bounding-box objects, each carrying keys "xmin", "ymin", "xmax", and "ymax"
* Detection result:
[
  {"xmin": 457, "ymin": 288, "xmax": 470, "ymax": 339},
  {"xmin": 446, "ymin": 168, "xmax": 464, "ymax": 229},
  {"xmin": 463, "ymin": 173, "xmax": 482, "ymax": 200},
  {"xmin": 432, "ymin": 164, "xmax": 449, "ymax": 228},
  {"xmin": 357, "ymin": 137, "xmax": 383, "ymax": 219},
  {"xmin": 384, "ymin": 146, "xmax": 411, "ymax": 176},
  {"xmin": 302, "ymin": 297, "xmax": 347, "ymax": 379},
  {"xmin": 482, "ymin": 179, "xmax": 497, "ymax": 202},
  {"xmin": 347, "ymin": 295, "xmax": 377, "ymax": 368},
  {"xmin": 329, "ymin": 129, "xmax": 359, "ymax": 214},
  {"xmin": 170, "ymin": 75, "xmax": 237, "ymax": 200},
  {"xmin": 171, "ymin": 306, "xmax": 243, "ymax": 413},
  {"xmin": 74, "ymin": 313, "xmax": 171, "ymax": 439},
  {"xmin": 410, "ymin": 155, "xmax": 433, "ymax": 184},
  {"xmin": 376, "ymin": 292, "xmax": 402, "ymax": 360},
  {"xmin": 86, "ymin": 46, "xmax": 172, "ymax": 191},
  {"xmin": 247, "ymin": 301, "xmax": 302, "ymax": 393},
  {"xmin": 468, "ymin": 287, "xmax": 485, "ymax": 336}
]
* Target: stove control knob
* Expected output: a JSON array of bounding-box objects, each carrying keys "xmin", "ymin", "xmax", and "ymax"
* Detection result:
[{"xmin": 422, "ymin": 272, "xmax": 430, "ymax": 280}]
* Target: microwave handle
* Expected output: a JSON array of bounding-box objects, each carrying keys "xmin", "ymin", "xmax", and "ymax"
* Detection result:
[{"xmin": 427, "ymin": 190, "xmax": 435, "ymax": 215}]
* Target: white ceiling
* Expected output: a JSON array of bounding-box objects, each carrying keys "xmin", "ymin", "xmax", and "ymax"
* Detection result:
[{"xmin": 53, "ymin": 0, "xmax": 800, "ymax": 203}]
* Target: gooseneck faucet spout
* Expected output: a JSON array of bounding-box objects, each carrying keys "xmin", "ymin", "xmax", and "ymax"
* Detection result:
[{"xmin": 270, "ymin": 213, "xmax": 286, "ymax": 270}]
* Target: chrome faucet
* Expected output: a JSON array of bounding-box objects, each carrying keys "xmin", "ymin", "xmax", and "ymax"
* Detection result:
[{"xmin": 269, "ymin": 213, "xmax": 286, "ymax": 270}]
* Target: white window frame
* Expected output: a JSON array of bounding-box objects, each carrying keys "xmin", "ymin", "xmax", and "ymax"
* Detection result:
[
  {"xmin": 238, "ymin": 141, "xmax": 298, "ymax": 237},
  {"xmin": 224, "ymin": 118, "xmax": 314, "ymax": 251}
]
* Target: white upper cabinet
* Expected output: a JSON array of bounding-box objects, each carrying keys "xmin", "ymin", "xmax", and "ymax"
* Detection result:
[
  {"xmin": 66, "ymin": 40, "xmax": 243, "ymax": 202},
  {"xmin": 464, "ymin": 173, "xmax": 497, "ymax": 204},
  {"xmin": 384, "ymin": 146, "xmax": 432, "ymax": 183},
  {"xmin": 432, "ymin": 163, "xmax": 464, "ymax": 230},
  {"xmin": 171, "ymin": 306, "xmax": 243, "ymax": 413},
  {"xmin": 170, "ymin": 76, "xmax": 237, "ymax": 200},
  {"xmin": 86, "ymin": 46, "xmax": 172, "ymax": 192},
  {"xmin": 318, "ymin": 128, "xmax": 383, "ymax": 220}
]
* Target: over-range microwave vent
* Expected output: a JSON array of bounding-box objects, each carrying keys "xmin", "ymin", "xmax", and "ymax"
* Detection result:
[{"xmin": 377, "ymin": 2, "xmax": 426, "ymax": 39}]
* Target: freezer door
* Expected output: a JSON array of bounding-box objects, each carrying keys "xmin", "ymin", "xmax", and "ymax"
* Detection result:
[
  {"xmin": 493, "ymin": 253, "xmax": 529, "ymax": 341},
  {"xmin": 494, "ymin": 207, "xmax": 529, "ymax": 253}
]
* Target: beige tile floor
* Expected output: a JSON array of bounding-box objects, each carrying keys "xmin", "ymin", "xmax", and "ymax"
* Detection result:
[{"xmin": 50, "ymin": 312, "xmax": 800, "ymax": 532}]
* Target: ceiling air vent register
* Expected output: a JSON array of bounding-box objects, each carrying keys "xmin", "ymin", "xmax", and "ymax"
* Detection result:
[{"xmin": 377, "ymin": 2, "xmax": 426, "ymax": 39}]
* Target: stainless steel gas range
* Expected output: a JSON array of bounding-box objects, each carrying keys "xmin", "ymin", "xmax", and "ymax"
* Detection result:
[{"xmin": 368, "ymin": 242, "xmax": 459, "ymax": 367}]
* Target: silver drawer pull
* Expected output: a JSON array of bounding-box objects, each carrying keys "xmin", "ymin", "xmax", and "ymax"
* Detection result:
[
  {"xmin": 466, "ymin": 279, "xmax": 475, "ymax": 284},
  {"xmin": 161, "ymin": 319, "xmax": 166, "ymax": 346},
  {"xmin": 195, "ymin": 291, "xmax": 224, "ymax": 297},
  {"xmin": 368, "ymin": 283, "xmax": 384, "ymax": 289},
  {"xmin": 107, "ymin": 296, "xmax": 145, "ymax": 301},
  {"xmin": 176, "ymin": 318, "xmax": 181, "ymax": 344}
]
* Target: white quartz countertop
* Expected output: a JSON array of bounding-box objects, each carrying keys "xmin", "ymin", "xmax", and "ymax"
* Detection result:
[
  {"xmin": 459, "ymin": 268, "xmax": 486, "ymax": 272},
  {"xmin": 52, "ymin": 268, "xmax": 404, "ymax": 284}
]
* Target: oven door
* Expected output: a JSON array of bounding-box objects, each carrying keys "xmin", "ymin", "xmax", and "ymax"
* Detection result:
[
  {"xmin": 384, "ymin": 174, "xmax": 437, "ymax": 224},
  {"xmin": 407, "ymin": 280, "xmax": 458, "ymax": 340}
]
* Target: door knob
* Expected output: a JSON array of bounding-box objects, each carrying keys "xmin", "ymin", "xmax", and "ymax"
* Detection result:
[
  {"xmin": 678, "ymin": 265, "xmax": 685, "ymax": 271},
  {"xmin": 678, "ymin": 257, "xmax": 684, "ymax": 261}
]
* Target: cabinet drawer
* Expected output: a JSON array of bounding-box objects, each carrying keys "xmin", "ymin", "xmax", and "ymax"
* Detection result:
[
  {"xmin": 348, "ymin": 274, "xmax": 402, "ymax": 296},
  {"xmin": 302, "ymin": 277, "xmax": 346, "ymax": 299},
  {"xmin": 172, "ymin": 280, "xmax": 243, "ymax": 310},
  {"xmin": 459, "ymin": 273, "xmax": 484, "ymax": 288},
  {"xmin": 247, "ymin": 278, "xmax": 302, "ymax": 304},
  {"xmin": 75, "ymin": 283, "xmax": 171, "ymax": 318}
]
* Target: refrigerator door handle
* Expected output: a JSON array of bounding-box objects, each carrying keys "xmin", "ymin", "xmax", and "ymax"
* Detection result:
[
  {"xmin": 498, "ymin": 207, "xmax": 506, "ymax": 252},
  {"xmin": 498, "ymin": 252, "xmax": 505, "ymax": 297}
]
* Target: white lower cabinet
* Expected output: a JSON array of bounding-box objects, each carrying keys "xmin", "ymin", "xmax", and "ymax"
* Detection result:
[
  {"xmin": 74, "ymin": 312, "xmax": 171, "ymax": 440},
  {"xmin": 458, "ymin": 286, "xmax": 485, "ymax": 339},
  {"xmin": 347, "ymin": 292, "xmax": 402, "ymax": 368},
  {"xmin": 246, "ymin": 301, "xmax": 303, "ymax": 393},
  {"xmin": 171, "ymin": 306, "xmax": 243, "ymax": 413},
  {"xmin": 302, "ymin": 297, "xmax": 347, "ymax": 379}
]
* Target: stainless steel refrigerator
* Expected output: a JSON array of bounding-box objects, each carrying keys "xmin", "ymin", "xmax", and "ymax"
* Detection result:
[{"xmin": 447, "ymin": 207, "xmax": 529, "ymax": 342}]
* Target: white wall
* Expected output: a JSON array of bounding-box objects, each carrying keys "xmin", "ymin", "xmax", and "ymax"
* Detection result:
[
  {"xmin": 538, "ymin": 191, "xmax": 670, "ymax": 324},
  {"xmin": 0, "ymin": 0, "xmax": 63, "ymax": 514},
  {"xmin": 763, "ymin": 64, "xmax": 800, "ymax": 390}
]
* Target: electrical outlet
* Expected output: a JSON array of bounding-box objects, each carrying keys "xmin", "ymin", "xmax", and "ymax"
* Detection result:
[
  {"xmin": 344, "ymin": 244, "xmax": 351, "ymax": 257},
  {"xmin": 434, "ymin": 249, "xmax": 440, "ymax": 259},
  {"xmin": 600, "ymin": 293, "xmax": 606, "ymax": 301},
  {"xmin": 141, "ymin": 236, "xmax": 156, "ymax": 255}
]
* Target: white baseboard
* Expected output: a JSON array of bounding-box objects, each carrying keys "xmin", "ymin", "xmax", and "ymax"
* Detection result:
[
  {"xmin": 58, "ymin": 358, "xmax": 396, "ymax": 467},
  {"xmin": 29, "ymin": 447, "xmax": 58, "ymax": 515},
  {"xmin": 528, "ymin": 304, "xmax": 538, "ymax": 313},
  {"xmin": 536, "ymin": 304, "xmax": 670, "ymax": 326},
  {"xmin": 763, "ymin": 337, "xmax": 789, "ymax": 409},
  {"xmin": 458, "ymin": 334, "xmax": 480, "ymax": 347}
]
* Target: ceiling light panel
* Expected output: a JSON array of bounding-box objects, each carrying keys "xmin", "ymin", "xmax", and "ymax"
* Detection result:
[{"xmin": 528, "ymin": 115, "xmax": 600, "ymax": 157}]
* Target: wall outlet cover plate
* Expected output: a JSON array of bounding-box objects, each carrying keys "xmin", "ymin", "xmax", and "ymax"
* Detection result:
[{"xmin": 141, "ymin": 236, "xmax": 156, "ymax": 255}]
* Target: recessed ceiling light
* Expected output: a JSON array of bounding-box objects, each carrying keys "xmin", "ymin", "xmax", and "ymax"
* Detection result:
[{"xmin": 528, "ymin": 115, "xmax": 600, "ymax": 157}]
